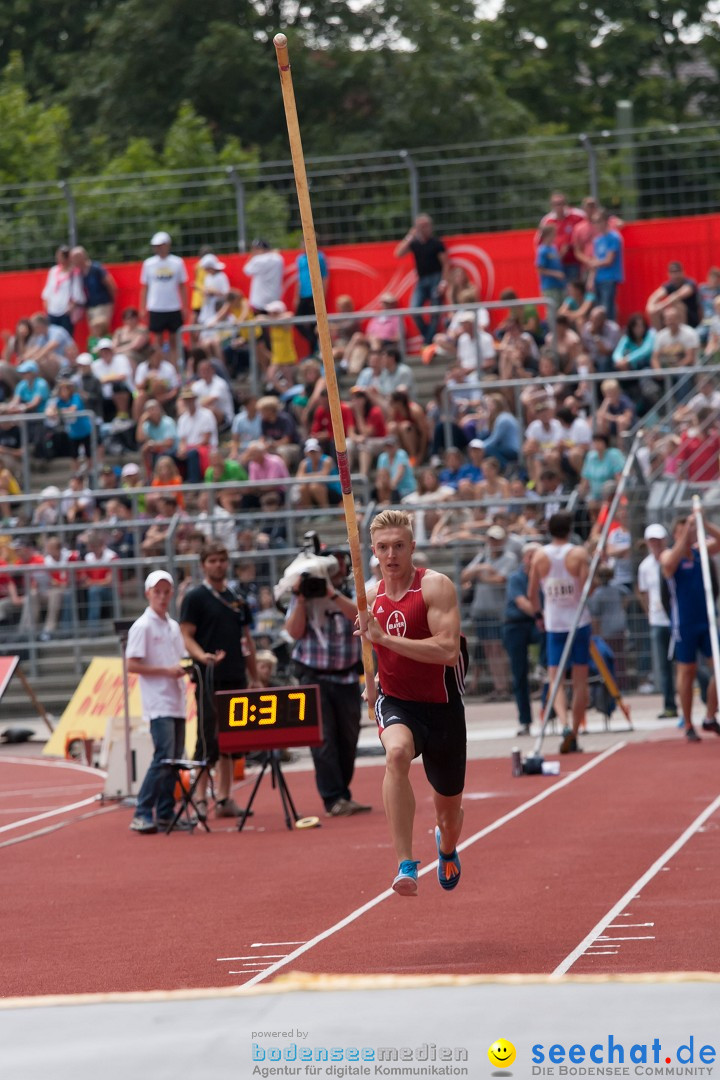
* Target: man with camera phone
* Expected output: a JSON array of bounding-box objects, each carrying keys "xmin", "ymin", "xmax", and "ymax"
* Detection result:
[{"xmin": 284, "ymin": 534, "xmax": 371, "ymax": 817}]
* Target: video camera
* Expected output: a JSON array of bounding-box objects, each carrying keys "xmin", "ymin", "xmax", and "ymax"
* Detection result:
[{"xmin": 274, "ymin": 531, "xmax": 348, "ymax": 608}]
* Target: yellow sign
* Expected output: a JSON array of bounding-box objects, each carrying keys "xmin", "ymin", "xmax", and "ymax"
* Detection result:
[{"xmin": 43, "ymin": 657, "xmax": 197, "ymax": 757}]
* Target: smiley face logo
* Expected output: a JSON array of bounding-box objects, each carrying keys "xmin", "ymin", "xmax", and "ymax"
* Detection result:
[{"xmin": 488, "ymin": 1039, "xmax": 516, "ymax": 1070}]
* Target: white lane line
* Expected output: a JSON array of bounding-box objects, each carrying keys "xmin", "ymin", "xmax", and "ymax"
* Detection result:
[
  {"xmin": 0, "ymin": 796, "xmax": 99, "ymax": 834},
  {"xmin": 0, "ymin": 804, "xmax": 120, "ymax": 848},
  {"xmin": 250, "ymin": 941, "xmax": 307, "ymax": 947},
  {"xmin": 554, "ymin": 790, "xmax": 720, "ymax": 975},
  {"xmin": 598, "ymin": 935, "xmax": 655, "ymax": 941},
  {"xmin": 217, "ymin": 956, "xmax": 286, "ymax": 961},
  {"xmin": 240, "ymin": 741, "xmax": 627, "ymax": 989},
  {"xmin": 608, "ymin": 923, "xmax": 654, "ymax": 928},
  {"xmin": 0, "ymin": 756, "xmax": 105, "ymax": 777},
  {"xmin": 0, "ymin": 785, "xmax": 99, "ymax": 798}
]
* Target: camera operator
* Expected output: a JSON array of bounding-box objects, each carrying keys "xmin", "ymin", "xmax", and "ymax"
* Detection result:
[{"xmin": 284, "ymin": 546, "xmax": 371, "ymax": 818}]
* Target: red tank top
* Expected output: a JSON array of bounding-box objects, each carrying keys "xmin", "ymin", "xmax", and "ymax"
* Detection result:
[{"xmin": 373, "ymin": 567, "xmax": 452, "ymax": 703}]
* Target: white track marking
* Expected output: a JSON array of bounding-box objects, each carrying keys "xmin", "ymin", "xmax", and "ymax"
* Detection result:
[
  {"xmin": 240, "ymin": 741, "xmax": 626, "ymax": 989},
  {"xmin": 0, "ymin": 796, "xmax": 98, "ymax": 834},
  {"xmin": 0, "ymin": 804, "xmax": 120, "ymax": 849},
  {"xmin": 0, "ymin": 756, "xmax": 105, "ymax": 777},
  {"xmin": 250, "ymin": 941, "xmax": 307, "ymax": 947},
  {"xmin": 598, "ymin": 935, "xmax": 655, "ymax": 941},
  {"xmin": 217, "ymin": 956, "xmax": 286, "ymax": 961},
  {"xmin": 608, "ymin": 922, "xmax": 654, "ymax": 928},
  {"xmin": 554, "ymin": 790, "xmax": 720, "ymax": 975}
]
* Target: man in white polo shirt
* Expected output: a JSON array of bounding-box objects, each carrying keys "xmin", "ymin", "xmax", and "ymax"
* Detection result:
[
  {"xmin": 139, "ymin": 231, "xmax": 188, "ymax": 368},
  {"xmin": 126, "ymin": 570, "xmax": 189, "ymax": 834},
  {"xmin": 243, "ymin": 239, "xmax": 284, "ymax": 313},
  {"xmin": 637, "ymin": 523, "xmax": 678, "ymax": 719}
]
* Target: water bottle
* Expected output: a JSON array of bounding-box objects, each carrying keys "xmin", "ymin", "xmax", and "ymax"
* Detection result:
[{"xmin": 511, "ymin": 746, "xmax": 523, "ymax": 777}]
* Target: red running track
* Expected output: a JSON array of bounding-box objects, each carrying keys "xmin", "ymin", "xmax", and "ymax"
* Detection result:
[{"xmin": 1, "ymin": 736, "xmax": 719, "ymax": 998}]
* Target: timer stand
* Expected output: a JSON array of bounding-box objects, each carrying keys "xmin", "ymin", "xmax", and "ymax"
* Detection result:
[{"xmin": 238, "ymin": 750, "xmax": 300, "ymax": 831}]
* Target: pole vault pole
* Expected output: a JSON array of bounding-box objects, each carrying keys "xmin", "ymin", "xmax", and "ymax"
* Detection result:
[
  {"xmin": 528, "ymin": 430, "xmax": 645, "ymax": 766},
  {"xmin": 273, "ymin": 33, "xmax": 376, "ymax": 711},
  {"xmin": 692, "ymin": 494, "xmax": 720, "ymax": 695}
]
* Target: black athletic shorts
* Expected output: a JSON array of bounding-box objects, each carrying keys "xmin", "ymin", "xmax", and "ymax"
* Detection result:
[
  {"xmin": 148, "ymin": 309, "xmax": 183, "ymax": 335},
  {"xmin": 375, "ymin": 692, "xmax": 467, "ymax": 797}
]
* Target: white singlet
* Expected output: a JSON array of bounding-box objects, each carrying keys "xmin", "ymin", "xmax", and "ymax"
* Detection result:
[{"xmin": 541, "ymin": 542, "xmax": 591, "ymax": 633}]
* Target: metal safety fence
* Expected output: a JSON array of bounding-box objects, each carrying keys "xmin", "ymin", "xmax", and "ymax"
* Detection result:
[{"xmin": 1, "ymin": 120, "xmax": 719, "ymax": 269}]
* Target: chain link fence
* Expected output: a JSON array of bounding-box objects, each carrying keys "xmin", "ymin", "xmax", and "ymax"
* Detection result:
[{"xmin": 1, "ymin": 121, "xmax": 719, "ymax": 270}]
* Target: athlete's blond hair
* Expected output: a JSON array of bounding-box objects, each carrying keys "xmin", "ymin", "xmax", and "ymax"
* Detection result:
[{"xmin": 369, "ymin": 509, "xmax": 414, "ymax": 537}]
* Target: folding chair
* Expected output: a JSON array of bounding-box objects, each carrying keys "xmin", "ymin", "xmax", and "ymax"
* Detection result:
[{"xmin": 160, "ymin": 759, "xmax": 212, "ymax": 834}]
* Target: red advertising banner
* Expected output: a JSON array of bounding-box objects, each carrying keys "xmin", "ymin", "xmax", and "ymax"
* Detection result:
[
  {"xmin": 2, "ymin": 212, "xmax": 719, "ymax": 349},
  {"xmin": 0, "ymin": 655, "xmax": 19, "ymax": 701}
]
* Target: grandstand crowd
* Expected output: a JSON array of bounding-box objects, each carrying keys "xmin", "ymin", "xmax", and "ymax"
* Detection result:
[{"xmin": 1, "ymin": 194, "xmax": 720, "ymax": 727}]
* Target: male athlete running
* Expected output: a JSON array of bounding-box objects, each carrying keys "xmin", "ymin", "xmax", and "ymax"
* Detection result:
[{"xmin": 360, "ymin": 509, "xmax": 468, "ymax": 896}]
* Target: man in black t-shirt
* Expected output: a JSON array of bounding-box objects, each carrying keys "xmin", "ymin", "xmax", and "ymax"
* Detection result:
[
  {"xmin": 180, "ymin": 540, "xmax": 258, "ymax": 820},
  {"xmin": 647, "ymin": 260, "xmax": 701, "ymax": 329},
  {"xmin": 394, "ymin": 214, "xmax": 448, "ymax": 345}
]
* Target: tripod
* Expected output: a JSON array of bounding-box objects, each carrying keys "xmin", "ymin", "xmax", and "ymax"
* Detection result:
[{"xmin": 238, "ymin": 750, "xmax": 300, "ymax": 831}]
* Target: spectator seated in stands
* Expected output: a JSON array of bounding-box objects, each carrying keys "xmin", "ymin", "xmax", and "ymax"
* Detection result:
[
  {"xmin": 474, "ymin": 454, "xmax": 510, "ymax": 502},
  {"xmin": 677, "ymin": 373, "xmax": 720, "ymax": 422},
  {"xmin": 387, "ymin": 389, "xmax": 429, "ymax": 467},
  {"xmin": 0, "ymin": 360, "xmax": 51, "ymax": 457},
  {"xmin": 244, "ymin": 440, "xmax": 289, "ymax": 509},
  {"xmin": 473, "ymin": 393, "xmax": 521, "ymax": 471},
  {"xmin": 61, "ymin": 470, "xmax": 96, "ymax": 525},
  {"xmin": 401, "ymin": 466, "xmax": 455, "ymax": 542},
  {"xmin": 373, "ymin": 433, "xmax": 417, "ymax": 505},
  {"xmin": 258, "ymin": 394, "xmax": 301, "ymax": 468},
  {"xmin": 523, "ymin": 398, "xmax": 564, "ymax": 483},
  {"xmin": 192, "ymin": 355, "xmax": 235, "ymax": 431},
  {"xmin": 353, "ymin": 346, "xmax": 384, "ymax": 399},
  {"xmin": 308, "ymin": 386, "xmax": 355, "ymax": 457},
  {"xmin": 646, "ymin": 260, "xmax": 701, "ymax": 331},
  {"xmin": 0, "ymin": 418, "xmax": 22, "ymax": 480},
  {"xmin": 39, "ymin": 534, "xmax": 77, "ymax": 640},
  {"xmin": 195, "ymin": 488, "xmax": 240, "ymax": 550},
  {"xmin": 147, "ymin": 455, "xmax": 186, "ymax": 513},
  {"xmin": 580, "ymin": 306, "xmax": 621, "ymax": 374},
  {"xmin": 204, "ymin": 447, "xmax": 247, "ymax": 485},
  {"xmin": 675, "ymin": 406, "xmax": 720, "ymax": 483},
  {"xmin": 545, "ymin": 314, "xmax": 582, "ymax": 375},
  {"xmin": 112, "ymin": 307, "xmax": 151, "ymax": 365},
  {"xmin": 698, "ymin": 267, "xmax": 720, "ymax": 346},
  {"xmin": 136, "ymin": 398, "xmax": 181, "ymax": 483},
  {"xmin": 132, "ymin": 347, "xmax": 180, "ymax": 420},
  {"xmin": 594, "ymin": 378, "xmax": 635, "ymax": 442},
  {"xmin": 139, "ymin": 494, "xmax": 191, "ymax": 557},
  {"xmin": 437, "ymin": 445, "xmax": 477, "ymax": 492},
  {"xmin": 119, "ymin": 462, "xmax": 147, "ymax": 515},
  {"xmin": 612, "ymin": 313, "xmax": 656, "ymax": 373},
  {"xmin": 71, "ymin": 353, "xmax": 104, "ymax": 428},
  {"xmin": 32, "ymin": 486, "xmax": 62, "ymax": 529},
  {"xmin": 705, "ymin": 295, "xmax": 720, "ymax": 360},
  {"xmin": 176, "ymin": 386, "xmax": 218, "ymax": 480},
  {"xmin": 555, "ymin": 404, "xmax": 592, "ymax": 481},
  {"xmin": 230, "ymin": 393, "xmax": 262, "ymax": 460},
  {"xmin": 213, "ymin": 288, "xmax": 263, "ymax": 377},
  {"xmin": 348, "ymin": 386, "xmax": 387, "ymax": 475},
  {"xmin": 496, "ymin": 316, "xmax": 538, "ymax": 373},
  {"xmin": 651, "ymin": 302, "xmax": 699, "ymax": 371},
  {"xmin": 91, "ymin": 338, "xmax": 135, "ymax": 424},
  {"xmin": 295, "ymin": 437, "xmax": 342, "ymax": 510},
  {"xmin": 25, "ymin": 312, "xmax": 77, "ymax": 384},
  {"xmin": 80, "ymin": 530, "xmax": 118, "ymax": 630},
  {"xmin": 377, "ymin": 344, "xmax": 417, "ymax": 401},
  {"xmin": 330, "ymin": 294, "xmax": 363, "ymax": 371},
  {"xmin": 41, "ymin": 377, "xmax": 93, "ymax": 460},
  {"xmin": 558, "ymin": 279, "xmax": 595, "ymax": 330},
  {"xmin": 364, "ymin": 292, "xmax": 402, "ymax": 352},
  {"xmin": 580, "ymin": 431, "xmax": 626, "ymax": 501},
  {"xmin": 104, "ymin": 495, "xmax": 137, "ymax": 561},
  {"xmin": 3, "ymin": 317, "xmax": 32, "ymax": 368}
]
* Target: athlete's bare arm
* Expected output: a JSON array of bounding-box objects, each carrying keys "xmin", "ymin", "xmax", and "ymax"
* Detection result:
[
  {"xmin": 527, "ymin": 549, "xmax": 550, "ymax": 612},
  {"xmin": 362, "ymin": 570, "xmax": 460, "ymax": 666},
  {"xmin": 661, "ymin": 519, "xmax": 694, "ymax": 579}
]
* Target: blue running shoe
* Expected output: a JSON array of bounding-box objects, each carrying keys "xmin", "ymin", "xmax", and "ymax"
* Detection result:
[
  {"xmin": 392, "ymin": 859, "xmax": 420, "ymax": 896},
  {"xmin": 435, "ymin": 826, "xmax": 461, "ymax": 890}
]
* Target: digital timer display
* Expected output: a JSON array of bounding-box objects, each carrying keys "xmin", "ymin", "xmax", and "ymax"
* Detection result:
[{"xmin": 216, "ymin": 684, "xmax": 323, "ymax": 752}]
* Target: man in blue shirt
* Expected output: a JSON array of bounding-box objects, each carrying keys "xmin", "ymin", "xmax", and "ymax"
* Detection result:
[
  {"xmin": 661, "ymin": 512, "xmax": 720, "ymax": 742},
  {"xmin": 536, "ymin": 224, "xmax": 566, "ymax": 318},
  {"xmin": 590, "ymin": 210, "xmax": 624, "ymax": 321},
  {"xmin": 294, "ymin": 240, "xmax": 328, "ymax": 355},
  {"xmin": 476, "ymin": 393, "xmax": 521, "ymax": 469}
]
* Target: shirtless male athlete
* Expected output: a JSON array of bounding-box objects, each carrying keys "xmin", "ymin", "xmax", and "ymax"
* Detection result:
[{"xmin": 360, "ymin": 509, "xmax": 468, "ymax": 896}]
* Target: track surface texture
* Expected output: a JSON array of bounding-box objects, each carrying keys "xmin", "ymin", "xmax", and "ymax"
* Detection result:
[{"xmin": 2, "ymin": 730, "xmax": 719, "ymax": 997}]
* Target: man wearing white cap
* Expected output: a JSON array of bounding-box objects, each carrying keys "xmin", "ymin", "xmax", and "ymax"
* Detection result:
[
  {"xmin": 139, "ymin": 231, "xmax": 188, "ymax": 368},
  {"xmin": 637, "ymin": 524, "xmax": 677, "ymax": 718},
  {"xmin": 126, "ymin": 570, "xmax": 189, "ymax": 833},
  {"xmin": 197, "ymin": 253, "xmax": 230, "ymax": 329}
]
